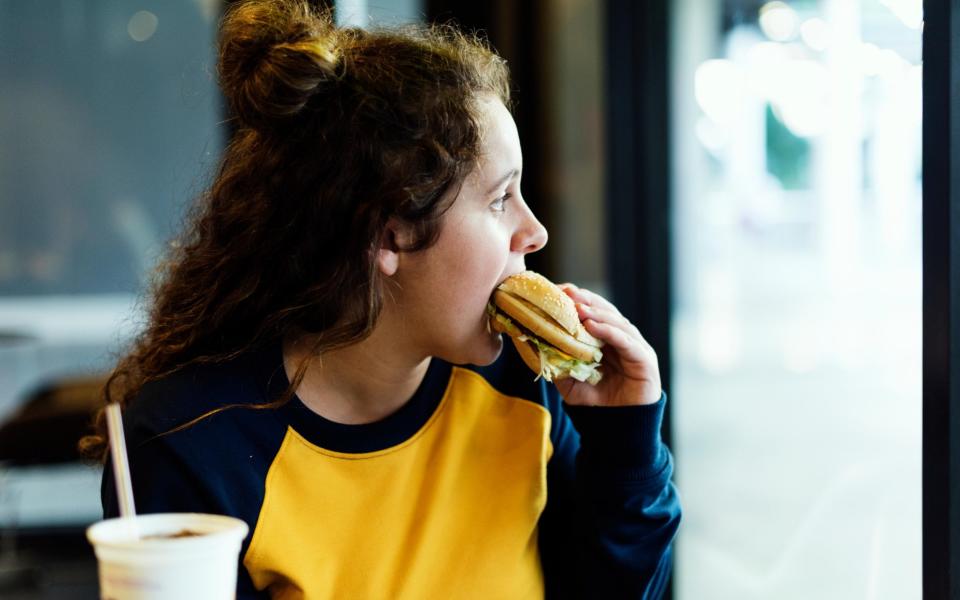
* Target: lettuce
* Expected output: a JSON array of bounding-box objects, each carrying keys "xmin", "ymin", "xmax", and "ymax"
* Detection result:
[
  {"xmin": 525, "ymin": 335, "xmax": 602, "ymax": 384},
  {"xmin": 487, "ymin": 303, "xmax": 602, "ymax": 384}
]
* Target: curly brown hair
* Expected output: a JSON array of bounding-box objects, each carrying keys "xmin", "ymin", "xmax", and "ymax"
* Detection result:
[{"xmin": 79, "ymin": 0, "xmax": 510, "ymax": 461}]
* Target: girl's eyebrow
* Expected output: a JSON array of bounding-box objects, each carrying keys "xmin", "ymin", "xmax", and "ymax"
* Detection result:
[{"xmin": 486, "ymin": 168, "xmax": 519, "ymax": 194}]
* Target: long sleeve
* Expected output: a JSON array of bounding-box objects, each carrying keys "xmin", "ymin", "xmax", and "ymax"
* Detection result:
[
  {"xmin": 102, "ymin": 423, "xmax": 270, "ymax": 600},
  {"xmin": 99, "ymin": 365, "xmax": 287, "ymax": 600},
  {"xmin": 538, "ymin": 386, "xmax": 681, "ymax": 599}
]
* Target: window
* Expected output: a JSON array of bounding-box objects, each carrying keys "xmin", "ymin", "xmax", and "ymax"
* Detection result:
[
  {"xmin": 671, "ymin": 0, "xmax": 922, "ymax": 597},
  {"xmin": 0, "ymin": 0, "xmax": 221, "ymax": 528}
]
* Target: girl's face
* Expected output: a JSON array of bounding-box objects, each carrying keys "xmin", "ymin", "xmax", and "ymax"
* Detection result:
[{"xmin": 389, "ymin": 96, "xmax": 548, "ymax": 366}]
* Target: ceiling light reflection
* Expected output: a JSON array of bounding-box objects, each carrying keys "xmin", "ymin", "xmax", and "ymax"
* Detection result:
[
  {"xmin": 128, "ymin": 10, "xmax": 158, "ymax": 42},
  {"xmin": 759, "ymin": 1, "xmax": 799, "ymax": 42}
]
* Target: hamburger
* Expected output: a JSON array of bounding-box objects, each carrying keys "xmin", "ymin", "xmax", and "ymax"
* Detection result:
[{"xmin": 487, "ymin": 271, "xmax": 603, "ymax": 385}]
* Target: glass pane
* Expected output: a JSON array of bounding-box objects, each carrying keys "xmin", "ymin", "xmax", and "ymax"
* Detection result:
[
  {"xmin": 0, "ymin": 0, "xmax": 221, "ymax": 528},
  {"xmin": 0, "ymin": 1, "xmax": 222, "ymax": 296},
  {"xmin": 671, "ymin": 0, "xmax": 922, "ymax": 598}
]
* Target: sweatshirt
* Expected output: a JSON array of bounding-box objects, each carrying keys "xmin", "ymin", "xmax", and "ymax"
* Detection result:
[{"xmin": 102, "ymin": 340, "xmax": 680, "ymax": 599}]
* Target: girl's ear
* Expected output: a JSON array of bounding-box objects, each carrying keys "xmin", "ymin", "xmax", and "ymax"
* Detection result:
[{"xmin": 377, "ymin": 218, "xmax": 410, "ymax": 277}]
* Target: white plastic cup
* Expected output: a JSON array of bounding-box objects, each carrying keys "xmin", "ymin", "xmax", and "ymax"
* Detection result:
[{"xmin": 87, "ymin": 513, "xmax": 249, "ymax": 600}]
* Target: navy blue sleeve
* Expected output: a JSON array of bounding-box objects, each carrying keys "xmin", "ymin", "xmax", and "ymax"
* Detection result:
[
  {"xmin": 538, "ymin": 385, "xmax": 681, "ymax": 600},
  {"xmin": 100, "ymin": 367, "xmax": 284, "ymax": 600},
  {"xmin": 102, "ymin": 427, "xmax": 268, "ymax": 600}
]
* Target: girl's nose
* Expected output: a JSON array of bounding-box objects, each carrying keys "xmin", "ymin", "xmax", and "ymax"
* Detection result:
[{"xmin": 513, "ymin": 212, "xmax": 548, "ymax": 255}]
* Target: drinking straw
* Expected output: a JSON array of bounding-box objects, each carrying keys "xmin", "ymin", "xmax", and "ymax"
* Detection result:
[{"xmin": 106, "ymin": 403, "xmax": 138, "ymax": 531}]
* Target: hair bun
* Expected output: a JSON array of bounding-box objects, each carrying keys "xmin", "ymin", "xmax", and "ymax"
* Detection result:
[{"xmin": 218, "ymin": 0, "xmax": 340, "ymax": 132}]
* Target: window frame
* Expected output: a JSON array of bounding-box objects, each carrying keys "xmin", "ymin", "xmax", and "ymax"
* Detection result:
[
  {"xmin": 603, "ymin": 0, "xmax": 675, "ymax": 597},
  {"xmin": 922, "ymin": 0, "xmax": 960, "ymax": 597},
  {"xmin": 605, "ymin": 0, "xmax": 960, "ymax": 597}
]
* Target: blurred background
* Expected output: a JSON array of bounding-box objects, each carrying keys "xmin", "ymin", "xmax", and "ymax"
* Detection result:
[{"xmin": 0, "ymin": 0, "xmax": 922, "ymax": 598}]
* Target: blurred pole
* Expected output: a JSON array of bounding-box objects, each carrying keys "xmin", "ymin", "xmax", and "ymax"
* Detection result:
[
  {"xmin": 668, "ymin": 2, "xmax": 718, "ymax": 597},
  {"xmin": 670, "ymin": 0, "xmax": 718, "ymax": 321},
  {"xmin": 541, "ymin": 0, "xmax": 607, "ymax": 293},
  {"xmin": 870, "ymin": 55, "xmax": 922, "ymax": 257},
  {"xmin": 814, "ymin": 0, "xmax": 863, "ymax": 292}
]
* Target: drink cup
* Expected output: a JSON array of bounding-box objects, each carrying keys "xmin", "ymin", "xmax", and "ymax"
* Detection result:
[{"xmin": 86, "ymin": 512, "xmax": 249, "ymax": 600}]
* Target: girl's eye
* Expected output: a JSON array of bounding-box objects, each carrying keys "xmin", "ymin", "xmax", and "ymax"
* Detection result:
[{"xmin": 491, "ymin": 193, "xmax": 512, "ymax": 213}]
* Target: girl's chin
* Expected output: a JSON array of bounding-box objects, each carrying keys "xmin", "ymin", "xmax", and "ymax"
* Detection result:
[
  {"xmin": 436, "ymin": 320, "xmax": 503, "ymax": 366},
  {"xmin": 468, "ymin": 329, "xmax": 504, "ymax": 367}
]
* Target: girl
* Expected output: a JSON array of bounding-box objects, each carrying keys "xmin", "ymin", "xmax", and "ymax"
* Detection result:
[{"xmin": 82, "ymin": 0, "xmax": 680, "ymax": 597}]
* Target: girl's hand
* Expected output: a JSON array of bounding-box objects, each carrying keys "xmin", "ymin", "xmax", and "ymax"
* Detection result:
[{"xmin": 553, "ymin": 284, "xmax": 662, "ymax": 407}]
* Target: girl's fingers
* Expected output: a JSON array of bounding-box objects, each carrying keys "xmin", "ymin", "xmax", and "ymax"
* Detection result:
[
  {"xmin": 561, "ymin": 284, "xmax": 621, "ymax": 315},
  {"xmin": 580, "ymin": 304, "xmax": 656, "ymax": 361},
  {"xmin": 577, "ymin": 303, "xmax": 639, "ymax": 339},
  {"xmin": 561, "ymin": 283, "xmax": 646, "ymax": 345},
  {"xmin": 582, "ymin": 319, "xmax": 648, "ymax": 363}
]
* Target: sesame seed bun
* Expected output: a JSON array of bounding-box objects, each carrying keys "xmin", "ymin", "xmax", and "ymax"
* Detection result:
[
  {"xmin": 493, "ymin": 290, "xmax": 602, "ymax": 363},
  {"xmin": 496, "ymin": 271, "xmax": 581, "ymax": 336},
  {"xmin": 490, "ymin": 271, "xmax": 604, "ymax": 388}
]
